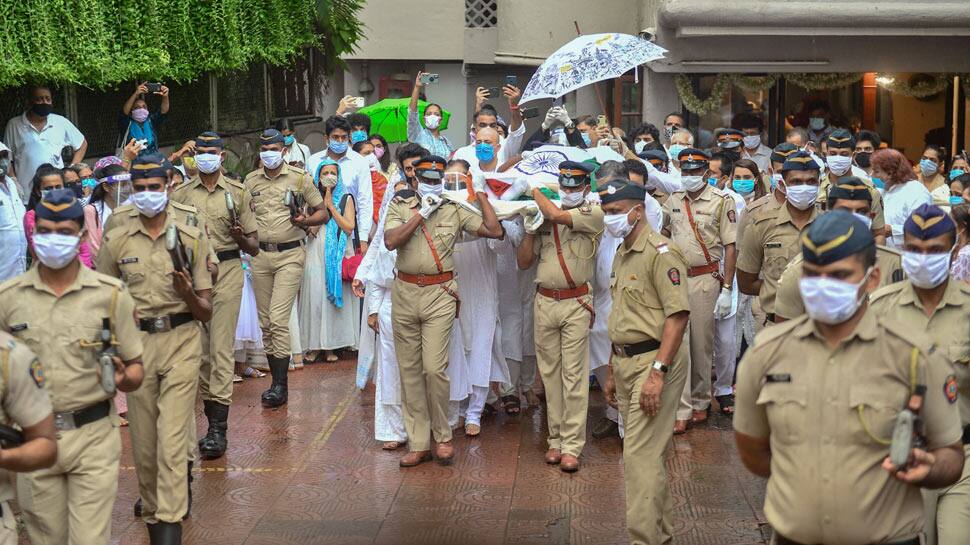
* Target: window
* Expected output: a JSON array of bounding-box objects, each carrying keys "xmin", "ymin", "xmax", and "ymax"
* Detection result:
[
  {"xmin": 609, "ymin": 71, "xmax": 642, "ymax": 135},
  {"xmin": 465, "ymin": 0, "xmax": 497, "ymax": 28}
]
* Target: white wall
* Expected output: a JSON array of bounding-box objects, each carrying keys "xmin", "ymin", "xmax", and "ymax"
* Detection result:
[{"xmin": 345, "ymin": 0, "xmax": 464, "ymax": 60}]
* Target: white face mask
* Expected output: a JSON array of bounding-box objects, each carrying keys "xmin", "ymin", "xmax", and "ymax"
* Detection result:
[
  {"xmin": 130, "ymin": 190, "xmax": 168, "ymax": 218},
  {"xmin": 799, "ymin": 268, "xmax": 871, "ymax": 324},
  {"xmin": 260, "ymin": 150, "xmax": 284, "ymax": 170},
  {"xmin": 417, "ymin": 182, "xmax": 443, "ymax": 199},
  {"xmin": 32, "ymin": 233, "xmax": 80, "ymax": 269},
  {"xmin": 826, "ymin": 155, "xmax": 852, "ymax": 176},
  {"xmin": 604, "ymin": 211, "xmax": 636, "ymax": 238},
  {"xmin": 558, "ymin": 190, "xmax": 585, "ymax": 208},
  {"xmin": 783, "ymin": 182, "xmax": 819, "ymax": 210},
  {"xmin": 681, "ymin": 175, "xmax": 706, "ymax": 193},
  {"xmin": 851, "ymin": 212, "xmax": 873, "ymax": 229},
  {"xmin": 742, "ymin": 134, "xmax": 761, "ymax": 149},
  {"xmin": 809, "ymin": 117, "xmax": 826, "ymax": 131},
  {"xmin": 902, "ymin": 251, "xmax": 951, "ymax": 289},
  {"xmin": 195, "ymin": 153, "xmax": 222, "ymax": 174},
  {"xmin": 771, "ymin": 173, "xmax": 784, "ymax": 190},
  {"xmin": 634, "ymin": 141, "xmax": 648, "ymax": 154},
  {"xmin": 424, "ymin": 115, "xmax": 441, "ymax": 129}
]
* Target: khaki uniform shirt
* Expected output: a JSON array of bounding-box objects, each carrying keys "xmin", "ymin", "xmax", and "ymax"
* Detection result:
[
  {"xmin": 775, "ymin": 245, "xmax": 904, "ymax": 320},
  {"xmin": 244, "ymin": 164, "xmax": 324, "ymax": 244},
  {"xmin": 736, "ymin": 192, "xmax": 783, "ymax": 252},
  {"xmin": 96, "ymin": 204, "xmax": 213, "ymax": 316},
  {"xmin": 735, "ymin": 311, "xmax": 962, "ymax": 544},
  {"xmin": 871, "ymin": 280, "xmax": 970, "ymax": 426},
  {"xmin": 0, "ymin": 267, "xmax": 143, "ymax": 412},
  {"xmin": 819, "ymin": 172, "xmax": 886, "ymax": 232},
  {"xmin": 0, "ymin": 332, "xmax": 52, "ymax": 501},
  {"xmin": 662, "ymin": 184, "xmax": 737, "ymax": 267},
  {"xmin": 384, "ymin": 195, "xmax": 484, "ymax": 275},
  {"xmin": 171, "ymin": 174, "xmax": 258, "ymax": 252},
  {"xmin": 608, "ymin": 228, "xmax": 690, "ymax": 345},
  {"xmin": 105, "ymin": 200, "xmax": 218, "ymax": 265},
  {"xmin": 736, "ymin": 203, "xmax": 819, "ymax": 314},
  {"xmin": 534, "ymin": 204, "xmax": 604, "ymax": 289}
]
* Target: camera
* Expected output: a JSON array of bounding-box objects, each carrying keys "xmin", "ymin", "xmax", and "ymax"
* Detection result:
[
  {"xmin": 420, "ymin": 73, "xmax": 439, "ymax": 85},
  {"xmin": 638, "ymin": 27, "xmax": 656, "ymax": 42},
  {"xmin": 353, "ymin": 97, "xmax": 365, "ymax": 108},
  {"xmin": 146, "ymin": 82, "xmax": 163, "ymax": 93}
]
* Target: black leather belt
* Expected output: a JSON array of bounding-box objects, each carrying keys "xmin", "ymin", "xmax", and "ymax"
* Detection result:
[
  {"xmin": 259, "ymin": 240, "xmax": 302, "ymax": 252},
  {"xmin": 962, "ymin": 423, "xmax": 970, "ymax": 445},
  {"xmin": 53, "ymin": 400, "xmax": 110, "ymax": 431},
  {"xmin": 215, "ymin": 249, "xmax": 240, "ymax": 262},
  {"xmin": 611, "ymin": 338, "xmax": 661, "ymax": 358},
  {"xmin": 139, "ymin": 312, "xmax": 194, "ymax": 334},
  {"xmin": 775, "ymin": 535, "xmax": 918, "ymax": 545}
]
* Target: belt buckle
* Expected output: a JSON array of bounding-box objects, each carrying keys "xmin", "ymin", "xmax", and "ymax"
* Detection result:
[
  {"xmin": 266, "ymin": 243, "xmax": 279, "ymax": 252},
  {"xmin": 417, "ymin": 276, "xmax": 431, "ymax": 287},
  {"xmin": 153, "ymin": 316, "xmax": 171, "ymax": 333},
  {"xmin": 54, "ymin": 412, "xmax": 76, "ymax": 431}
]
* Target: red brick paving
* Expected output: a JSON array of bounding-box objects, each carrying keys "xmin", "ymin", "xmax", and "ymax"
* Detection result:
[{"xmin": 99, "ymin": 359, "xmax": 768, "ymax": 545}]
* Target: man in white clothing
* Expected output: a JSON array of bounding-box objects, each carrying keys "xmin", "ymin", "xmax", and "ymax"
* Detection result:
[
  {"xmin": 0, "ymin": 142, "xmax": 26, "ymax": 281},
  {"xmin": 452, "ymin": 86, "xmax": 525, "ymax": 166}
]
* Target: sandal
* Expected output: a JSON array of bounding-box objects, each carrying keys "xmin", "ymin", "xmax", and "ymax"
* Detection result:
[
  {"xmin": 501, "ymin": 394, "xmax": 521, "ymax": 415},
  {"xmin": 715, "ymin": 394, "xmax": 735, "ymax": 416},
  {"xmin": 232, "ymin": 374, "xmax": 243, "ymax": 383},
  {"xmin": 325, "ymin": 351, "xmax": 339, "ymax": 363},
  {"xmin": 481, "ymin": 403, "xmax": 497, "ymax": 419},
  {"xmin": 243, "ymin": 367, "xmax": 266, "ymax": 379},
  {"xmin": 382, "ymin": 441, "xmax": 406, "ymax": 451}
]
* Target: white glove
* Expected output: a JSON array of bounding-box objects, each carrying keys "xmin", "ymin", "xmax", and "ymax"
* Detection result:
[
  {"xmin": 552, "ymin": 106, "xmax": 573, "ymax": 129},
  {"xmin": 471, "ymin": 172, "xmax": 487, "ymax": 194},
  {"xmin": 500, "ymin": 177, "xmax": 530, "ymax": 201},
  {"xmin": 524, "ymin": 208, "xmax": 545, "ymax": 234},
  {"xmin": 418, "ymin": 193, "xmax": 443, "ymax": 219},
  {"xmin": 714, "ymin": 286, "xmax": 732, "ymax": 319},
  {"xmin": 541, "ymin": 107, "xmax": 561, "ymax": 131}
]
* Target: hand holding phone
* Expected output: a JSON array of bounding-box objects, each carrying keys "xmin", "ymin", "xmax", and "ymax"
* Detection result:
[
  {"xmin": 353, "ymin": 97, "xmax": 365, "ymax": 108},
  {"xmin": 146, "ymin": 82, "xmax": 163, "ymax": 94},
  {"xmin": 420, "ymin": 73, "xmax": 440, "ymax": 85},
  {"xmin": 506, "ymin": 75, "xmax": 518, "ymax": 86}
]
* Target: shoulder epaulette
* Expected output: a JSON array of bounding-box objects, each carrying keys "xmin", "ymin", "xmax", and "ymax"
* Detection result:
[
  {"xmin": 870, "ymin": 282, "xmax": 905, "ymax": 304},
  {"xmin": 876, "ymin": 244, "xmax": 902, "ymax": 257},
  {"xmin": 749, "ymin": 315, "xmax": 805, "ymax": 351},
  {"xmin": 92, "ymin": 271, "xmax": 125, "ymax": 289}
]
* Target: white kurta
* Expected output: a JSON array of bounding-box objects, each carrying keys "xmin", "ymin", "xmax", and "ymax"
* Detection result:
[
  {"xmin": 454, "ymin": 235, "xmax": 510, "ymax": 388},
  {"xmin": 588, "ymin": 232, "xmax": 621, "ymax": 370},
  {"xmin": 495, "ymin": 219, "xmax": 529, "ymax": 362},
  {"xmin": 0, "ymin": 176, "xmax": 26, "ymax": 281}
]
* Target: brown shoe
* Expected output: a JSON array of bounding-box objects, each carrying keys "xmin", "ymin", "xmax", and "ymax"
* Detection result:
[
  {"xmin": 560, "ymin": 454, "xmax": 580, "ymax": 472},
  {"xmin": 464, "ymin": 423, "xmax": 481, "ymax": 437},
  {"xmin": 673, "ymin": 419, "xmax": 689, "ymax": 435},
  {"xmin": 399, "ymin": 450, "xmax": 432, "ymax": 467},
  {"xmin": 434, "ymin": 441, "xmax": 454, "ymax": 465},
  {"xmin": 691, "ymin": 408, "xmax": 709, "ymax": 424},
  {"xmin": 544, "ymin": 448, "xmax": 562, "ymax": 464}
]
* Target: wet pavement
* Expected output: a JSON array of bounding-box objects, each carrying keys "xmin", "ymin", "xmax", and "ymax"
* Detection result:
[{"xmin": 104, "ymin": 359, "xmax": 768, "ymax": 545}]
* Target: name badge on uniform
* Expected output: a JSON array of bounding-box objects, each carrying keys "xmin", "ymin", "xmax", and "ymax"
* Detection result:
[
  {"xmin": 765, "ymin": 243, "xmax": 782, "ymax": 249},
  {"xmin": 120, "ymin": 257, "xmax": 139, "ymax": 265},
  {"xmin": 250, "ymin": 191, "xmax": 261, "ymax": 197},
  {"xmin": 9, "ymin": 323, "xmax": 27, "ymax": 332},
  {"xmin": 671, "ymin": 208, "xmax": 681, "ymax": 213},
  {"xmin": 766, "ymin": 373, "xmax": 791, "ymax": 383}
]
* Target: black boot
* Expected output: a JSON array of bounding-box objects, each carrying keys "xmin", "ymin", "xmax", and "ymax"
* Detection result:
[
  {"xmin": 261, "ymin": 355, "xmax": 288, "ymax": 408},
  {"xmin": 183, "ymin": 461, "xmax": 193, "ymax": 521},
  {"xmin": 198, "ymin": 400, "xmax": 229, "ymax": 459},
  {"xmin": 134, "ymin": 497, "xmax": 142, "ymax": 518},
  {"xmin": 147, "ymin": 521, "xmax": 182, "ymax": 545}
]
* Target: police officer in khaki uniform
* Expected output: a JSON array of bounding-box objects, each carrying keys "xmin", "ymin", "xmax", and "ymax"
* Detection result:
[
  {"xmin": 172, "ymin": 132, "xmax": 259, "ymax": 459},
  {"xmin": 737, "ymin": 151, "xmax": 820, "ymax": 325},
  {"xmin": 819, "ymin": 129, "xmax": 887, "ymax": 244},
  {"xmin": 244, "ymin": 129, "xmax": 327, "ymax": 408},
  {"xmin": 517, "ymin": 161, "xmax": 604, "ymax": 472},
  {"xmin": 384, "ymin": 155, "xmax": 502, "ymax": 467},
  {"xmin": 598, "ymin": 180, "xmax": 690, "ymax": 545},
  {"xmin": 97, "ymin": 155, "xmax": 214, "ymax": 545},
  {"xmin": 775, "ymin": 179, "xmax": 904, "ymax": 321},
  {"xmin": 0, "ymin": 189, "xmax": 144, "ymax": 545},
  {"xmin": 869, "ymin": 205, "xmax": 970, "ymax": 545},
  {"xmin": 661, "ymin": 148, "xmax": 737, "ymax": 429},
  {"xmin": 0, "ymin": 331, "xmax": 56, "ymax": 545},
  {"xmin": 736, "ymin": 142, "xmax": 796, "ymax": 248},
  {"xmin": 735, "ymin": 211, "xmax": 965, "ymax": 545}
]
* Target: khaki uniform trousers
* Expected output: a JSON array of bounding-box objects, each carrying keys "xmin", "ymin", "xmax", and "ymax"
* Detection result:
[
  {"xmin": 128, "ymin": 323, "xmax": 201, "ymax": 524},
  {"xmin": 391, "ymin": 279, "xmax": 458, "ymax": 452},
  {"xmin": 924, "ymin": 444, "xmax": 970, "ymax": 545},
  {"xmin": 678, "ymin": 274, "xmax": 719, "ymax": 414},
  {"xmin": 17, "ymin": 416, "xmax": 119, "ymax": 545},
  {"xmin": 614, "ymin": 345, "xmax": 687, "ymax": 545},
  {"xmin": 200, "ymin": 259, "xmax": 244, "ymax": 404},
  {"xmin": 0, "ymin": 502, "xmax": 16, "ymax": 545},
  {"xmin": 251, "ymin": 246, "xmax": 305, "ymax": 358},
  {"xmin": 534, "ymin": 293, "xmax": 592, "ymax": 457}
]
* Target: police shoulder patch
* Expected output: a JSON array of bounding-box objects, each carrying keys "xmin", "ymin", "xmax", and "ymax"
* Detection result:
[
  {"xmin": 667, "ymin": 267, "xmax": 681, "ymax": 286},
  {"xmin": 29, "ymin": 359, "xmax": 45, "ymax": 389},
  {"xmin": 944, "ymin": 375, "xmax": 958, "ymax": 404},
  {"xmin": 727, "ymin": 209, "xmax": 737, "ymax": 223}
]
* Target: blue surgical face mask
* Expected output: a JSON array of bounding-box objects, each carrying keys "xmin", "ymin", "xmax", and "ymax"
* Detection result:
[
  {"xmin": 707, "ymin": 177, "xmax": 718, "ymax": 186},
  {"xmin": 871, "ymin": 177, "xmax": 885, "ymax": 189},
  {"xmin": 350, "ymin": 130, "xmax": 368, "ymax": 145},
  {"xmin": 475, "ymin": 142, "xmax": 495, "ymax": 163},
  {"xmin": 283, "ymin": 135, "xmax": 295, "ymax": 146},
  {"xmin": 328, "ymin": 139, "xmax": 349, "ymax": 155},
  {"xmin": 732, "ymin": 179, "xmax": 755, "ymax": 195},
  {"xmin": 920, "ymin": 158, "xmax": 939, "ymax": 177},
  {"xmin": 580, "ymin": 132, "xmax": 592, "ymax": 147},
  {"xmin": 950, "ymin": 195, "xmax": 965, "ymax": 206},
  {"xmin": 949, "ymin": 168, "xmax": 965, "ymax": 180}
]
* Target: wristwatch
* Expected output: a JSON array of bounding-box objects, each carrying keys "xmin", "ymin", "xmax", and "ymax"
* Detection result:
[{"xmin": 652, "ymin": 360, "xmax": 668, "ymax": 374}]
